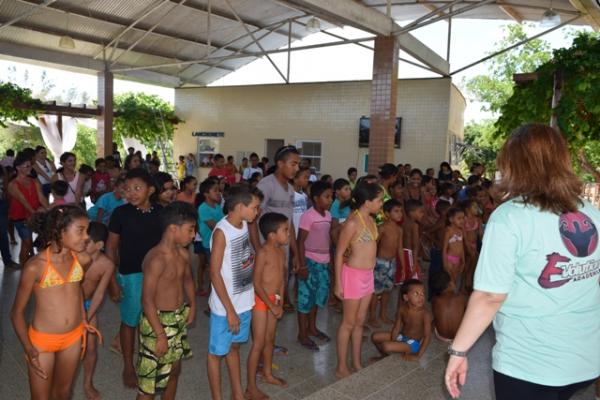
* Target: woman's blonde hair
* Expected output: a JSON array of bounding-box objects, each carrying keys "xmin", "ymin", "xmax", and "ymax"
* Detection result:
[{"xmin": 496, "ymin": 123, "xmax": 582, "ymax": 214}]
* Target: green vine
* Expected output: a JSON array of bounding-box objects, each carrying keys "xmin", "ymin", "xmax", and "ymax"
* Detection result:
[
  {"xmin": 496, "ymin": 33, "xmax": 600, "ymax": 146},
  {"xmin": 113, "ymin": 92, "xmax": 182, "ymax": 148},
  {"xmin": 0, "ymin": 81, "xmax": 40, "ymax": 127}
]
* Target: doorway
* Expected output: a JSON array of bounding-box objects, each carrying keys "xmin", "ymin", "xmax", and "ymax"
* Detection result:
[{"xmin": 265, "ymin": 139, "xmax": 284, "ymax": 164}]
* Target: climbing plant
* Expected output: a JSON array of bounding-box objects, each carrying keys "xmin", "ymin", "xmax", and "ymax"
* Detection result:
[
  {"xmin": 0, "ymin": 81, "xmax": 40, "ymax": 127},
  {"xmin": 495, "ymin": 33, "xmax": 600, "ymax": 146},
  {"xmin": 113, "ymin": 92, "xmax": 182, "ymax": 148}
]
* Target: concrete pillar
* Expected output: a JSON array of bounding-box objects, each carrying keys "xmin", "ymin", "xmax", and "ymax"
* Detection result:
[
  {"xmin": 97, "ymin": 71, "xmax": 114, "ymax": 158},
  {"xmin": 367, "ymin": 35, "xmax": 399, "ymax": 175}
]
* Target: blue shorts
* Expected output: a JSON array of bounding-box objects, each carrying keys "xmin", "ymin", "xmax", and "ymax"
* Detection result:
[
  {"xmin": 117, "ymin": 272, "xmax": 143, "ymax": 327},
  {"xmin": 193, "ymin": 241, "xmax": 210, "ymax": 258},
  {"xmin": 374, "ymin": 257, "xmax": 396, "ymax": 294},
  {"xmin": 13, "ymin": 220, "xmax": 32, "ymax": 241},
  {"xmin": 208, "ymin": 310, "xmax": 251, "ymax": 356},
  {"xmin": 297, "ymin": 257, "xmax": 330, "ymax": 314},
  {"xmin": 396, "ymin": 334, "xmax": 421, "ymax": 354}
]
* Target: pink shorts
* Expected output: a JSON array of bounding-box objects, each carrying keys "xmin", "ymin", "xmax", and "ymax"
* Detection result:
[{"xmin": 341, "ymin": 264, "xmax": 374, "ymax": 300}]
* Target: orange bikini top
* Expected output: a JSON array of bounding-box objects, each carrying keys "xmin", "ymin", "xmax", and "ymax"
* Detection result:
[{"xmin": 38, "ymin": 247, "xmax": 84, "ymax": 289}]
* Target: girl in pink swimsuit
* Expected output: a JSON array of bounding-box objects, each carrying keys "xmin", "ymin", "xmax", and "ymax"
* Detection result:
[
  {"xmin": 334, "ymin": 183, "xmax": 383, "ymax": 379},
  {"xmin": 443, "ymin": 207, "xmax": 466, "ymax": 292}
]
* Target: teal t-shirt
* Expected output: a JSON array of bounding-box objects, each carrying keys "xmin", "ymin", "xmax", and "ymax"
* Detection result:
[
  {"xmin": 198, "ymin": 202, "xmax": 224, "ymax": 248},
  {"xmin": 474, "ymin": 198, "xmax": 600, "ymax": 386},
  {"xmin": 330, "ymin": 199, "xmax": 350, "ymax": 223}
]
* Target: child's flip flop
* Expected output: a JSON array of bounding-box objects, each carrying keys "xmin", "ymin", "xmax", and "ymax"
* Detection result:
[
  {"xmin": 298, "ymin": 339, "xmax": 319, "ymax": 352},
  {"xmin": 311, "ymin": 331, "xmax": 331, "ymax": 342},
  {"xmin": 273, "ymin": 345, "xmax": 288, "ymax": 356}
]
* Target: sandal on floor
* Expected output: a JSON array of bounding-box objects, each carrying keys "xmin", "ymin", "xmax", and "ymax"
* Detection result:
[
  {"xmin": 274, "ymin": 345, "xmax": 288, "ymax": 356},
  {"xmin": 298, "ymin": 339, "xmax": 319, "ymax": 352},
  {"xmin": 311, "ymin": 330, "xmax": 331, "ymax": 342}
]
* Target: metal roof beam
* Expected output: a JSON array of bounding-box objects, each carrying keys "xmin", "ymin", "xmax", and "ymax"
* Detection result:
[
  {"xmin": 0, "ymin": 20, "xmax": 236, "ymax": 72},
  {"xmin": 498, "ymin": 1, "xmax": 523, "ymax": 23},
  {"xmin": 166, "ymin": 0, "xmax": 304, "ymax": 41},
  {"xmin": 0, "ymin": 41, "xmax": 186, "ymax": 87},
  {"xmin": 15, "ymin": 0, "xmax": 251, "ymax": 56},
  {"xmin": 0, "ymin": 0, "xmax": 57, "ymax": 31},
  {"xmin": 569, "ymin": 0, "xmax": 600, "ymax": 30},
  {"xmin": 276, "ymin": 0, "xmax": 449, "ymax": 74}
]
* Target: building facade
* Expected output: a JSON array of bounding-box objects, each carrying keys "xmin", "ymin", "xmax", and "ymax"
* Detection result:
[{"xmin": 173, "ymin": 77, "xmax": 465, "ymax": 179}]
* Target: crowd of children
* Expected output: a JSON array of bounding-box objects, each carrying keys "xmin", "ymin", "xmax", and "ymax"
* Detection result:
[{"xmin": 4, "ymin": 143, "xmax": 506, "ymax": 399}]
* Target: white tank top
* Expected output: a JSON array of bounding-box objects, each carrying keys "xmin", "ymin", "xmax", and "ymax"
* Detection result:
[
  {"xmin": 208, "ymin": 218, "xmax": 255, "ymax": 316},
  {"xmin": 36, "ymin": 160, "xmax": 54, "ymax": 185},
  {"xmin": 58, "ymin": 171, "xmax": 79, "ymax": 204}
]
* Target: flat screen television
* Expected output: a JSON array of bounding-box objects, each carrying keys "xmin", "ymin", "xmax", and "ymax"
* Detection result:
[{"xmin": 359, "ymin": 116, "xmax": 402, "ymax": 148}]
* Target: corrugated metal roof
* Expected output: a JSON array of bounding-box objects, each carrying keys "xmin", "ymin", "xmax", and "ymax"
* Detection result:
[{"xmin": 0, "ymin": 0, "xmax": 593, "ymax": 87}]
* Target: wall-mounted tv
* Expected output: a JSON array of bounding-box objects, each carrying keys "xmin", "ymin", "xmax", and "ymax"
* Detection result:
[{"xmin": 359, "ymin": 116, "xmax": 402, "ymax": 148}]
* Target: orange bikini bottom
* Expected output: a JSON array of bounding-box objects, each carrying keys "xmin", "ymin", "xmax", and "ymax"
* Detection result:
[
  {"xmin": 28, "ymin": 322, "xmax": 102, "ymax": 358},
  {"xmin": 254, "ymin": 294, "xmax": 279, "ymax": 312}
]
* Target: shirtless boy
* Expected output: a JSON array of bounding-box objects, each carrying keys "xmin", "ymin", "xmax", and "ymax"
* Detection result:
[
  {"xmin": 136, "ymin": 202, "xmax": 197, "ymax": 399},
  {"xmin": 82, "ymin": 222, "xmax": 115, "ymax": 400},
  {"xmin": 369, "ymin": 199, "xmax": 405, "ymax": 327},
  {"xmin": 430, "ymin": 271, "xmax": 466, "ymax": 342},
  {"xmin": 246, "ymin": 212, "xmax": 289, "ymax": 400},
  {"xmin": 371, "ymin": 279, "xmax": 432, "ymax": 362},
  {"xmin": 400, "ymin": 200, "xmax": 425, "ymax": 283}
]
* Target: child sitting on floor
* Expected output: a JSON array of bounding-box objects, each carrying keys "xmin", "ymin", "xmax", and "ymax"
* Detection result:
[
  {"xmin": 208, "ymin": 186, "xmax": 260, "ymax": 400},
  {"xmin": 369, "ymin": 199, "xmax": 405, "ymax": 328},
  {"xmin": 297, "ymin": 181, "xmax": 333, "ymax": 351},
  {"xmin": 81, "ymin": 222, "xmax": 115, "ymax": 400},
  {"xmin": 430, "ymin": 271, "xmax": 466, "ymax": 343},
  {"xmin": 246, "ymin": 212, "xmax": 289, "ymax": 399},
  {"xmin": 371, "ymin": 279, "xmax": 432, "ymax": 362},
  {"xmin": 136, "ymin": 201, "xmax": 197, "ymax": 399}
]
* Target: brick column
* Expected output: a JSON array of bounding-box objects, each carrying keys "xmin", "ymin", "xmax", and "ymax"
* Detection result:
[
  {"xmin": 97, "ymin": 71, "xmax": 114, "ymax": 158},
  {"xmin": 368, "ymin": 35, "xmax": 399, "ymax": 175}
]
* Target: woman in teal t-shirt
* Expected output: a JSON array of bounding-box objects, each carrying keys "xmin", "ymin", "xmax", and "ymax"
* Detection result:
[{"xmin": 445, "ymin": 124, "xmax": 600, "ymax": 400}]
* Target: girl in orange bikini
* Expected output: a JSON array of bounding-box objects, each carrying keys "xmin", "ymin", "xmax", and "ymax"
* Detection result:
[
  {"xmin": 10, "ymin": 205, "xmax": 99, "ymax": 399},
  {"xmin": 334, "ymin": 183, "xmax": 383, "ymax": 379}
]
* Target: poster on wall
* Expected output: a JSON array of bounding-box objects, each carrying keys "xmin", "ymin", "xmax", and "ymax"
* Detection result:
[{"xmin": 193, "ymin": 131, "xmax": 223, "ymax": 167}]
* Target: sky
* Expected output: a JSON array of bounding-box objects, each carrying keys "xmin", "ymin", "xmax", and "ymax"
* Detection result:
[{"xmin": 0, "ymin": 17, "xmax": 591, "ymax": 123}]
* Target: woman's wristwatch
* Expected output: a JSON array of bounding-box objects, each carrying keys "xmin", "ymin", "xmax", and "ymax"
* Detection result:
[{"xmin": 447, "ymin": 346, "xmax": 468, "ymax": 357}]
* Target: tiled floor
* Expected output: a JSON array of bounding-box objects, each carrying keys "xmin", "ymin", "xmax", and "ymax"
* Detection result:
[{"xmin": 0, "ymin": 252, "xmax": 595, "ymax": 399}]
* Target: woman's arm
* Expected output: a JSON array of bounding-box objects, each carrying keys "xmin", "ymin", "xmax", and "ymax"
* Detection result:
[
  {"xmin": 34, "ymin": 181, "xmax": 48, "ymax": 209},
  {"xmin": 445, "ymin": 290, "xmax": 507, "ymax": 398}
]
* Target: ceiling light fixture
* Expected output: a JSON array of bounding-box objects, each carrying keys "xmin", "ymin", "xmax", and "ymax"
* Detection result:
[
  {"xmin": 306, "ymin": 17, "xmax": 321, "ymax": 33},
  {"xmin": 59, "ymin": 12, "xmax": 75, "ymax": 49},
  {"xmin": 540, "ymin": 1, "xmax": 561, "ymax": 28}
]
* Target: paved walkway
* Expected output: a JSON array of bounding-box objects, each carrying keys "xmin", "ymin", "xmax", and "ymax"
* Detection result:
[{"xmin": 0, "ymin": 254, "xmax": 595, "ymax": 399}]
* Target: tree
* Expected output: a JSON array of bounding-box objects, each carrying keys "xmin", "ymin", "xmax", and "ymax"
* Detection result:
[
  {"xmin": 464, "ymin": 23, "xmax": 553, "ymax": 114},
  {"xmin": 459, "ymin": 119, "xmax": 501, "ymax": 175}
]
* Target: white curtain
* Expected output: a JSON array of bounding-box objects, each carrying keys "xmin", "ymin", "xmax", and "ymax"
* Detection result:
[
  {"xmin": 37, "ymin": 115, "xmax": 78, "ymax": 166},
  {"xmin": 122, "ymin": 137, "xmax": 148, "ymax": 157}
]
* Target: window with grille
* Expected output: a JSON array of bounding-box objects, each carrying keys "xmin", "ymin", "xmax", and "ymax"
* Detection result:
[{"xmin": 296, "ymin": 141, "xmax": 322, "ymax": 173}]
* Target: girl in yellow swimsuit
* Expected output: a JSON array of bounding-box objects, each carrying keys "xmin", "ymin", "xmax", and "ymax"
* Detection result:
[
  {"xmin": 11, "ymin": 205, "xmax": 99, "ymax": 399},
  {"xmin": 334, "ymin": 183, "xmax": 383, "ymax": 379}
]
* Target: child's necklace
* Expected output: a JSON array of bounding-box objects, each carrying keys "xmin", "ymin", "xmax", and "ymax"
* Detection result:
[{"xmin": 136, "ymin": 205, "xmax": 153, "ymax": 214}]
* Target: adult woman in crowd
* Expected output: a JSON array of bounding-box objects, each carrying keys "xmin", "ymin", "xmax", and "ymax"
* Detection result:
[
  {"xmin": 33, "ymin": 146, "xmax": 56, "ymax": 198},
  {"xmin": 437, "ymin": 161, "xmax": 453, "ymax": 182},
  {"xmin": 52, "ymin": 152, "xmax": 84, "ymax": 205},
  {"xmin": 8, "ymin": 152, "xmax": 48, "ymax": 265},
  {"xmin": 445, "ymin": 124, "xmax": 600, "ymax": 400}
]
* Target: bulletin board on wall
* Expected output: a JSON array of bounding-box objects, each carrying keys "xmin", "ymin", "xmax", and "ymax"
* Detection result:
[{"xmin": 193, "ymin": 131, "xmax": 224, "ymax": 167}]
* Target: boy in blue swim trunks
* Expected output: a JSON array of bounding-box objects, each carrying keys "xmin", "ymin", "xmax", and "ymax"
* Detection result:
[
  {"xmin": 207, "ymin": 186, "xmax": 260, "ymax": 400},
  {"xmin": 81, "ymin": 222, "xmax": 115, "ymax": 400},
  {"xmin": 371, "ymin": 279, "xmax": 432, "ymax": 362}
]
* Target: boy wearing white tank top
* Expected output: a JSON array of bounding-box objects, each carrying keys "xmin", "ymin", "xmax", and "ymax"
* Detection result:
[{"xmin": 207, "ymin": 185, "xmax": 261, "ymax": 400}]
